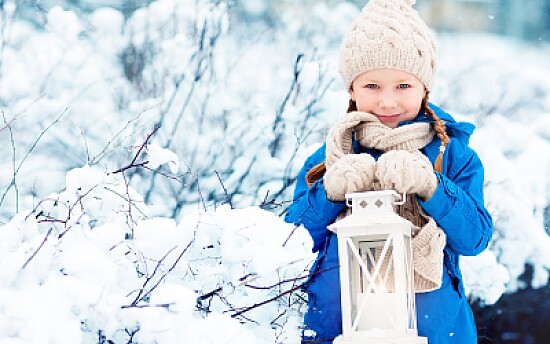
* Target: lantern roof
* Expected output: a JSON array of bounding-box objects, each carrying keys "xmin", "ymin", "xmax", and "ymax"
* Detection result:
[
  {"xmin": 328, "ymin": 191, "xmax": 416, "ymax": 236},
  {"xmin": 328, "ymin": 211, "xmax": 413, "ymax": 232}
]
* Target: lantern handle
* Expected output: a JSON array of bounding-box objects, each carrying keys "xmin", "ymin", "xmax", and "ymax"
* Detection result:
[{"xmin": 393, "ymin": 192, "xmax": 407, "ymax": 206}]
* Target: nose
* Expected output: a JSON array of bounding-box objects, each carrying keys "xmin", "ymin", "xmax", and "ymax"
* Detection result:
[{"xmin": 378, "ymin": 90, "xmax": 397, "ymax": 109}]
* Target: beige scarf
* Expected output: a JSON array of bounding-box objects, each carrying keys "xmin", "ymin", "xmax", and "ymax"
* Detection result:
[
  {"xmin": 327, "ymin": 111, "xmax": 446, "ymax": 293},
  {"xmin": 326, "ymin": 111, "xmax": 435, "ymax": 166}
]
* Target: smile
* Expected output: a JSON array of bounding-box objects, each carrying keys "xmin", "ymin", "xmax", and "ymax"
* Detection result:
[{"xmin": 376, "ymin": 114, "xmax": 400, "ymax": 120}]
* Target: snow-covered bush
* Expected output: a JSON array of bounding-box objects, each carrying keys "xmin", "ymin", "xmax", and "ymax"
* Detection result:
[{"xmin": 0, "ymin": 160, "xmax": 315, "ymax": 343}]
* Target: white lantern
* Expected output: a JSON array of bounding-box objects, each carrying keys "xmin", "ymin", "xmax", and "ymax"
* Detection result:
[{"xmin": 329, "ymin": 190, "xmax": 427, "ymax": 344}]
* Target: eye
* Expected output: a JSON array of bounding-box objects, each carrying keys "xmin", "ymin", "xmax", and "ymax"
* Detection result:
[
  {"xmin": 398, "ymin": 84, "xmax": 411, "ymax": 89},
  {"xmin": 364, "ymin": 84, "xmax": 378, "ymax": 89}
]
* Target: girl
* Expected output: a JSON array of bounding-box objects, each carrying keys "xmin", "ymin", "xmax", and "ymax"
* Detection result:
[{"xmin": 285, "ymin": 0, "xmax": 493, "ymax": 343}]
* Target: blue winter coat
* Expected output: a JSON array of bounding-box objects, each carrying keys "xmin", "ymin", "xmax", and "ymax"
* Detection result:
[{"xmin": 285, "ymin": 104, "xmax": 493, "ymax": 344}]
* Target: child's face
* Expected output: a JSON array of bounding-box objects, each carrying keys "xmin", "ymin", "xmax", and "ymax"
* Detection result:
[{"xmin": 350, "ymin": 69, "xmax": 426, "ymax": 128}]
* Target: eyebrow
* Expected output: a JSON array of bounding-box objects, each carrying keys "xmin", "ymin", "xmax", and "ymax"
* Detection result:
[{"xmin": 395, "ymin": 79, "xmax": 416, "ymax": 83}]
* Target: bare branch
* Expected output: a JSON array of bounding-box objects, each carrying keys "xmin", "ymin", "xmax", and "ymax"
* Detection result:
[
  {"xmin": 215, "ymin": 170, "xmax": 233, "ymax": 208},
  {"xmin": 112, "ymin": 124, "xmax": 160, "ymax": 174},
  {"xmin": 127, "ymin": 237, "xmax": 194, "ymax": 307},
  {"xmin": 89, "ymin": 104, "xmax": 161, "ymax": 165},
  {"xmin": 281, "ymin": 224, "xmax": 300, "ymax": 248},
  {"xmin": 121, "ymin": 303, "xmax": 173, "ymax": 309},
  {"xmin": 22, "ymin": 227, "xmax": 54, "ymax": 270},
  {"xmin": 1, "ymin": 107, "xmax": 68, "ymax": 209}
]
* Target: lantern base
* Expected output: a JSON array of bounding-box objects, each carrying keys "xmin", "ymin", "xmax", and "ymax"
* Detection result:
[{"xmin": 334, "ymin": 335, "xmax": 427, "ymax": 344}]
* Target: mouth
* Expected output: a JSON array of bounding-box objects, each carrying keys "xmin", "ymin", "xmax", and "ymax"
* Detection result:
[{"xmin": 375, "ymin": 114, "xmax": 400, "ymax": 121}]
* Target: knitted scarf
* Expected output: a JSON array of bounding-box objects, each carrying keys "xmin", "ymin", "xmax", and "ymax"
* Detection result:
[
  {"xmin": 326, "ymin": 111, "xmax": 445, "ymax": 293},
  {"xmin": 326, "ymin": 111, "xmax": 435, "ymax": 166}
]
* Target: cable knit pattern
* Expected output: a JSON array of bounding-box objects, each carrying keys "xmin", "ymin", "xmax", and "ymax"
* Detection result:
[
  {"xmin": 375, "ymin": 150, "xmax": 438, "ymax": 200},
  {"xmin": 325, "ymin": 111, "xmax": 435, "ymax": 167},
  {"xmin": 324, "ymin": 154, "xmax": 376, "ymax": 201},
  {"xmin": 354, "ymin": 115, "xmax": 435, "ymax": 152},
  {"xmin": 325, "ymin": 112, "xmax": 380, "ymax": 167},
  {"xmin": 411, "ymin": 218, "xmax": 446, "ymax": 292},
  {"xmin": 339, "ymin": 0, "xmax": 437, "ymax": 90}
]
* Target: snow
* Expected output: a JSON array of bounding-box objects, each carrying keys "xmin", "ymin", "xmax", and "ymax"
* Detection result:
[
  {"xmin": 146, "ymin": 144, "xmax": 180, "ymax": 173},
  {"xmin": 46, "ymin": 6, "xmax": 82, "ymax": 42},
  {"xmin": 0, "ymin": 0, "xmax": 550, "ymax": 341},
  {"xmin": 0, "ymin": 166, "xmax": 314, "ymax": 343}
]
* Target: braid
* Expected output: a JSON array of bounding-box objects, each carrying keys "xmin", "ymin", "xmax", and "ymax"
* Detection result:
[{"xmin": 422, "ymin": 93, "xmax": 450, "ymax": 173}]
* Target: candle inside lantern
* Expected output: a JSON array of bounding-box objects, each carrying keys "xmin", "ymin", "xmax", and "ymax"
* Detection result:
[{"xmin": 356, "ymin": 292, "xmax": 407, "ymax": 332}]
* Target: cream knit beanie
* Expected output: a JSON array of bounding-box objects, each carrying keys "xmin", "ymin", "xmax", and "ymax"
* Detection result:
[{"xmin": 339, "ymin": 0, "xmax": 437, "ymax": 90}]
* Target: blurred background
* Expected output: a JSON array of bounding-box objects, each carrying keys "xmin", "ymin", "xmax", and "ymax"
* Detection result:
[
  {"xmin": 419, "ymin": 0, "xmax": 550, "ymax": 42},
  {"xmin": 14, "ymin": 0, "xmax": 550, "ymax": 41}
]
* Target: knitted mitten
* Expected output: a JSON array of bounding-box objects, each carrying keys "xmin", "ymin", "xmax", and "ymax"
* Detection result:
[
  {"xmin": 324, "ymin": 154, "xmax": 376, "ymax": 201},
  {"xmin": 412, "ymin": 218, "xmax": 446, "ymax": 292},
  {"xmin": 375, "ymin": 150, "xmax": 438, "ymax": 200}
]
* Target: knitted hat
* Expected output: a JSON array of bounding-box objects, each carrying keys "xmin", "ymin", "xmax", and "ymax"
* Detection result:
[{"xmin": 339, "ymin": 0, "xmax": 437, "ymax": 90}]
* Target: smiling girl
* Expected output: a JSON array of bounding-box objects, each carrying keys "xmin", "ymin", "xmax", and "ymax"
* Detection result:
[{"xmin": 285, "ymin": 0, "xmax": 493, "ymax": 343}]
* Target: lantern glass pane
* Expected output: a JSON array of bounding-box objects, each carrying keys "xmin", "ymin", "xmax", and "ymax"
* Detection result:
[{"xmin": 358, "ymin": 239, "xmax": 395, "ymax": 293}]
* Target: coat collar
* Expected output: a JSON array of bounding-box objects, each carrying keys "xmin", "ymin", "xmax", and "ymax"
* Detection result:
[
  {"xmin": 429, "ymin": 103, "xmax": 475, "ymax": 144},
  {"xmin": 399, "ymin": 103, "xmax": 475, "ymax": 144}
]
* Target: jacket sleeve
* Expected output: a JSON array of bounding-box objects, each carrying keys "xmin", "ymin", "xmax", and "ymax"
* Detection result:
[
  {"xmin": 284, "ymin": 145, "xmax": 346, "ymax": 252},
  {"xmin": 419, "ymin": 140, "xmax": 493, "ymax": 256}
]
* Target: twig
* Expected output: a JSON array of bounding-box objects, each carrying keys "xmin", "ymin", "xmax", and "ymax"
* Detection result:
[
  {"xmin": 243, "ymin": 266, "xmax": 336, "ymax": 291},
  {"xmin": 112, "ymin": 124, "xmax": 160, "ymax": 174},
  {"xmin": 129, "ymin": 245, "xmax": 178, "ymax": 306},
  {"xmin": 0, "ymin": 111, "xmax": 16, "ymax": 132},
  {"xmin": 230, "ymin": 282, "xmax": 303, "ymax": 319},
  {"xmin": 22, "ymin": 227, "xmax": 54, "ymax": 269},
  {"xmin": 103, "ymin": 186, "xmax": 149, "ymax": 220},
  {"xmin": 269, "ymin": 53, "xmax": 303, "ymax": 157},
  {"xmin": 127, "ymin": 238, "xmax": 194, "ymax": 307},
  {"xmin": 282, "ymin": 225, "xmax": 299, "ymax": 248},
  {"xmin": 90, "ymin": 103, "xmax": 161, "ymax": 165},
  {"xmin": 1, "ymin": 110, "xmax": 18, "ymax": 212},
  {"xmin": 121, "ymin": 303, "xmax": 173, "ymax": 309},
  {"xmin": 1, "ymin": 107, "xmax": 68, "ymax": 209},
  {"xmin": 140, "ymin": 165, "xmax": 187, "ymax": 184},
  {"xmin": 203, "ymin": 265, "xmax": 339, "ymax": 319},
  {"xmin": 215, "ymin": 170, "xmax": 233, "ymax": 208}
]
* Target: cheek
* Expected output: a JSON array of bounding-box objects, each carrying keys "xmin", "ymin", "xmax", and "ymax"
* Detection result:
[
  {"xmin": 408, "ymin": 101, "xmax": 422, "ymax": 114},
  {"xmin": 355, "ymin": 97, "xmax": 376, "ymax": 112},
  {"xmin": 405, "ymin": 93, "xmax": 425, "ymax": 113}
]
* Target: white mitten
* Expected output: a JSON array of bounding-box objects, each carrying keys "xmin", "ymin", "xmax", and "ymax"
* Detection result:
[
  {"xmin": 323, "ymin": 154, "xmax": 376, "ymax": 201},
  {"xmin": 375, "ymin": 150, "xmax": 438, "ymax": 200}
]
